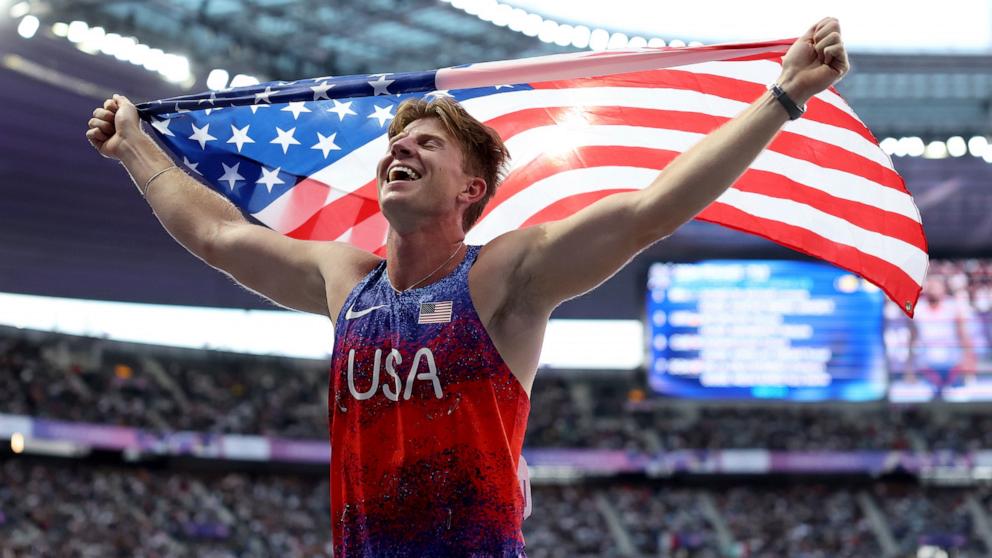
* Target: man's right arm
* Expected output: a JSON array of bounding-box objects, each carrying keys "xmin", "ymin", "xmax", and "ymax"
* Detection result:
[{"xmin": 87, "ymin": 95, "xmax": 378, "ymax": 318}]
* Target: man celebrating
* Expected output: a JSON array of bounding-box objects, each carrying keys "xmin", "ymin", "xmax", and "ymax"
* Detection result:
[{"xmin": 87, "ymin": 18, "xmax": 847, "ymax": 557}]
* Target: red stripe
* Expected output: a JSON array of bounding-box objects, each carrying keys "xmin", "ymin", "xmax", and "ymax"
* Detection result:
[
  {"xmin": 287, "ymin": 84, "xmax": 895, "ymax": 240},
  {"xmin": 286, "ymin": 180, "xmax": 378, "ymax": 240},
  {"xmin": 697, "ymin": 202, "xmax": 922, "ymax": 318},
  {"xmin": 484, "ymin": 105, "xmax": 902, "ymax": 192},
  {"xmin": 348, "ymin": 211, "xmax": 390, "ymax": 252},
  {"xmin": 528, "ymin": 69, "xmax": 876, "ymax": 144},
  {"xmin": 732, "ymin": 168, "xmax": 923, "ymax": 252},
  {"xmin": 270, "ymin": 176, "xmax": 337, "ymax": 234},
  {"xmin": 478, "ymin": 144, "xmax": 925, "ymax": 252},
  {"xmin": 520, "ymin": 189, "xmax": 633, "ymax": 227}
]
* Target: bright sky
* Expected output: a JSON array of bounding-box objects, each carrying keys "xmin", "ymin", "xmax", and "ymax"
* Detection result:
[{"xmin": 503, "ymin": 0, "xmax": 992, "ymax": 53}]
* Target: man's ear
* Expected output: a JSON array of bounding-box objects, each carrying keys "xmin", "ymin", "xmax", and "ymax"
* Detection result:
[{"xmin": 460, "ymin": 177, "xmax": 487, "ymax": 204}]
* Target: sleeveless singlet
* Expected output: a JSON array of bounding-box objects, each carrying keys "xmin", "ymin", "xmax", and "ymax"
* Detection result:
[{"xmin": 329, "ymin": 244, "xmax": 531, "ymax": 557}]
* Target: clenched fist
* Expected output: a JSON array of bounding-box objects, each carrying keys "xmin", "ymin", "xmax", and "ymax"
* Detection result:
[
  {"xmin": 778, "ymin": 18, "xmax": 850, "ymax": 106},
  {"xmin": 86, "ymin": 94, "xmax": 144, "ymax": 160}
]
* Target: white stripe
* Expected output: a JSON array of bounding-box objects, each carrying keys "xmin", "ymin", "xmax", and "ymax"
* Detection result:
[
  {"xmin": 714, "ymin": 190, "xmax": 927, "ymax": 285},
  {"xmin": 465, "ymin": 166, "xmax": 927, "ymax": 286},
  {"xmin": 466, "ymin": 166, "xmax": 652, "ymax": 242},
  {"xmin": 497, "ymin": 123, "xmax": 918, "ymax": 220},
  {"xmin": 437, "ymin": 43, "xmax": 789, "ymax": 91},
  {"xmin": 460, "ymin": 86, "xmax": 892, "ymax": 170},
  {"xmin": 679, "ymin": 60, "xmax": 861, "ymax": 123},
  {"xmin": 257, "ymin": 79, "xmax": 890, "ymax": 233}
]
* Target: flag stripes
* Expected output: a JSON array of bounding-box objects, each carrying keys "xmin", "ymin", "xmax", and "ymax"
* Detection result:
[{"xmin": 138, "ymin": 40, "xmax": 927, "ymax": 315}]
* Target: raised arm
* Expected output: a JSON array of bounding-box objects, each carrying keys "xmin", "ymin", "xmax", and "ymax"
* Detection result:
[
  {"xmin": 86, "ymin": 96, "xmax": 378, "ymax": 318},
  {"xmin": 502, "ymin": 18, "xmax": 849, "ymax": 314}
]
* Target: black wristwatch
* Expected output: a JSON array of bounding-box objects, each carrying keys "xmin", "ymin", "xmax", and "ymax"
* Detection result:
[{"xmin": 768, "ymin": 83, "xmax": 806, "ymax": 120}]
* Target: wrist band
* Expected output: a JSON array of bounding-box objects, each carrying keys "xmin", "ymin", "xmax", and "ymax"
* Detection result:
[
  {"xmin": 143, "ymin": 165, "xmax": 179, "ymax": 197},
  {"xmin": 769, "ymin": 83, "xmax": 806, "ymax": 120}
]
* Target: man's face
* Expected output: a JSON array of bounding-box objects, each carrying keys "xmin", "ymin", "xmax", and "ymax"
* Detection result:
[{"xmin": 376, "ymin": 118, "xmax": 474, "ymax": 225}]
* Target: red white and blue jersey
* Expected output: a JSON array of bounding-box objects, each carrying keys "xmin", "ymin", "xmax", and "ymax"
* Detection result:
[{"xmin": 329, "ymin": 244, "xmax": 531, "ymax": 557}]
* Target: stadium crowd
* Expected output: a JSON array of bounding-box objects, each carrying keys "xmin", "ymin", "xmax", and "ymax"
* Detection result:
[
  {"xmin": 2, "ymin": 458, "xmax": 988, "ymax": 557},
  {"xmin": 1, "ymin": 259, "xmax": 991, "ymax": 558},
  {"xmin": 6, "ymin": 329, "xmax": 992, "ymax": 453}
]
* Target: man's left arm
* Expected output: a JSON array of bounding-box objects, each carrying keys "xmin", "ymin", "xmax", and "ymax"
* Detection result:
[{"xmin": 508, "ymin": 18, "xmax": 849, "ymax": 312}]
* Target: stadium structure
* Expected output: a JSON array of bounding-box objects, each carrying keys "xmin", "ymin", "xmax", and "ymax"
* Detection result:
[{"xmin": 2, "ymin": 1, "xmax": 992, "ymax": 556}]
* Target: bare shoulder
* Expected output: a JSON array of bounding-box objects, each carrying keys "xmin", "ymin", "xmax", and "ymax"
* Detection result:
[
  {"xmin": 469, "ymin": 227, "xmax": 546, "ymax": 322},
  {"xmin": 314, "ymin": 241, "xmax": 383, "ymax": 321},
  {"xmin": 207, "ymin": 222, "xmax": 381, "ymax": 320}
]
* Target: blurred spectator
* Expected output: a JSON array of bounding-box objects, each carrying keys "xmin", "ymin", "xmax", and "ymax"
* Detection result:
[
  {"xmin": 719, "ymin": 484, "xmax": 878, "ymax": 558},
  {"xmin": 876, "ymin": 484, "xmax": 982, "ymax": 557}
]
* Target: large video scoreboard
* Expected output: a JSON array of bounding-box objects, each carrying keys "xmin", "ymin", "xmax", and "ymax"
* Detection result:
[{"xmin": 646, "ymin": 260, "xmax": 887, "ymax": 401}]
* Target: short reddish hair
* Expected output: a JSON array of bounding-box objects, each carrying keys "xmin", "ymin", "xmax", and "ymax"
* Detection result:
[{"xmin": 389, "ymin": 97, "xmax": 510, "ymax": 231}]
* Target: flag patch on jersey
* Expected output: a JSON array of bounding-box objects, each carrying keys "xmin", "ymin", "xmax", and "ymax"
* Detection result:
[{"xmin": 418, "ymin": 301, "xmax": 453, "ymax": 324}]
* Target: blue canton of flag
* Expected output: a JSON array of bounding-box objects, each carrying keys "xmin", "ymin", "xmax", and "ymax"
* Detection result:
[{"xmin": 136, "ymin": 71, "xmax": 514, "ymax": 217}]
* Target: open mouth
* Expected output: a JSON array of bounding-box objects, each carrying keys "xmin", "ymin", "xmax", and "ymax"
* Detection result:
[{"xmin": 386, "ymin": 165, "xmax": 422, "ymax": 184}]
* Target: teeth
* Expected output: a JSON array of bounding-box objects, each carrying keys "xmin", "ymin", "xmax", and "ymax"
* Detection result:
[{"xmin": 388, "ymin": 165, "xmax": 421, "ymax": 182}]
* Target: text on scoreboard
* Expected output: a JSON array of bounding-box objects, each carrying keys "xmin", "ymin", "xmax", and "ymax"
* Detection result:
[{"xmin": 645, "ymin": 260, "xmax": 886, "ymax": 401}]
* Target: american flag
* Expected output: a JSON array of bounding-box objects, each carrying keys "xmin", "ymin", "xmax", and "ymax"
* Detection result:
[
  {"xmin": 418, "ymin": 301, "xmax": 454, "ymax": 325},
  {"xmin": 136, "ymin": 39, "xmax": 927, "ymax": 317}
]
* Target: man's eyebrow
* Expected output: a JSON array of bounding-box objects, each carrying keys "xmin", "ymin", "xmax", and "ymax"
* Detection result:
[
  {"xmin": 388, "ymin": 132, "xmax": 446, "ymax": 146},
  {"xmin": 419, "ymin": 133, "xmax": 445, "ymax": 143}
]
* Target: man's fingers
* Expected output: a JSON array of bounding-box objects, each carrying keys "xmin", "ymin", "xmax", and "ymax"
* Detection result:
[
  {"xmin": 103, "ymin": 98, "xmax": 118, "ymax": 112},
  {"xmin": 92, "ymin": 107, "xmax": 115, "ymax": 121},
  {"xmin": 86, "ymin": 127, "xmax": 108, "ymax": 143},
  {"xmin": 823, "ymin": 44, "xmax": 848, "ymax": 73},
  {"xmin": 87, "ymin": 117, "xmax": 114, "ymax": 135},
  {"xmin": 813, "ymin": 19, "xmax": 840, "ymax": 43},
  {"xmin": 816, "ymin": 31, "xmax": 841, "ymax": 49},
  {"xmin": 815, "ymin": 31, "xmax": 842, "ymax": 64},
  {"xmin": 88, "ymin": 117, "xmax": 115, "ymax": 136}
]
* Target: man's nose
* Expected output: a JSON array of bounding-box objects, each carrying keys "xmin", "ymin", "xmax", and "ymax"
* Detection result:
[{"xmin": 390, "ymin": 137, "xmax": 414, "ymax": 158}]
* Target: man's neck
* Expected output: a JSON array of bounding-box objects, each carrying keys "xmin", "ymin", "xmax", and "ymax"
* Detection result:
[{"xmin": 385, "ymin": 224, "xmax": 466, "ymax": 291}]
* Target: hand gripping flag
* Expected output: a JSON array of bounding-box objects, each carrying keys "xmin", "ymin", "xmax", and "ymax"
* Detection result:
[{"xmin": 136, "ymin": 40, "xmax": 928, "ymax": 317}]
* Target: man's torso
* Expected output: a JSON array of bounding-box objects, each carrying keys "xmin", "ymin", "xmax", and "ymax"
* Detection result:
[{"xmin": 327, "ymin": 244, "xmax": 533, "ymax": 557}]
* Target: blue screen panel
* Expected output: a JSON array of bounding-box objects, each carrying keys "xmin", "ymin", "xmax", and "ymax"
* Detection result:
[{"xmin": 646, "ymin": 260, "xmax": 886, "ymax": 401}]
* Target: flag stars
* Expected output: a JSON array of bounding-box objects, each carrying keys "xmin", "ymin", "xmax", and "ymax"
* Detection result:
[
  {"xmin": 227, "ymin": 124, "xmax": 255, "ymax": 153},
  {"xmin": 254, "ymin": 86, "xmax": 275, "ymax": 104},
  {"xmin": 310, "ymin": 80, "xmax": 335, "ymax": 101},
  {"xmin": 368, "ymin": 74, "xmax": 395, "ymax": 96},
  {"xmin": 311, "ymin": 132, "xmax": 340, "ymax": 158},
  {"xmin": 182, "ymin": 156, "xmax": 201, "ymax": 175},
  {"xmin": 368, "ymin": 104, "xmax": 394, "ymax": 127},
  {"xmin": 249, "ymin": 103, "xmax": 270, "ymax": 114},
  {"xmin": 150, "ymin": 118, "xmax": 174, "ymax": 137},
  {"xmin": 426, "ymin": 90, "xmax": 453, "ymax": 100},
  {"xmin": 188, "ymin": 123, "xmax": 217, "ymax": 150},
  {"xmin": 270, "ymin": 126, "xmax": 301, "ymax": 154},
  {"xmin": 281, "ymin": 101, "xmax": 312, "ymax": 120},
  {"xmin": 256, "ymin": 166, "xmax": 286, "ymax": 194},
  {"xmin": 327, "ymin": 99, "xmax": 356, "ymax": 121},
  {"xmin": 218, "ymin": 162, "xmax": 245, "ymax": 191}
]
